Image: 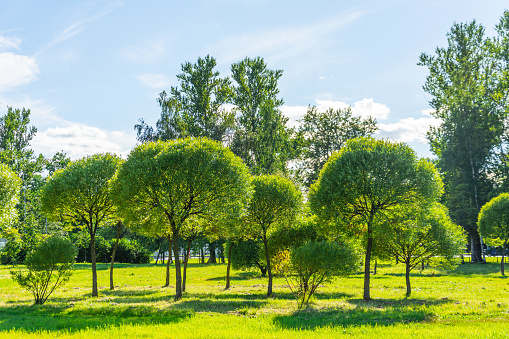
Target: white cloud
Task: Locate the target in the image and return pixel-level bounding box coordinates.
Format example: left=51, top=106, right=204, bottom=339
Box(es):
left=0, top=35, right=21, bottom=51
left=377, top=116, right=441, bottom=143
left=0, top=52, right=39, bottom=92
left=137, top=73, right=172, bottom=89
left=318, top=76, right=327, bottom=80
left=210, top=9, right=366, bottom=65
left=33, top=124, right=136, bottom=160
left=351, top=98, right=390, bottom=120
left=280, top=105, right=308, bottom=128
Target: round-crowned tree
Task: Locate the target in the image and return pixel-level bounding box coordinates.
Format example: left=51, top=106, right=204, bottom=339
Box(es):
left=0, top=163, right=21, bottom=230
left=309, top=137, right=442, bottom=300
left=111, top=137, right=251, bottom=301
left=40, top=153, right=122, bottom=297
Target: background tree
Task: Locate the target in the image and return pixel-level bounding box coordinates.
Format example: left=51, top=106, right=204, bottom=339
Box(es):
left=0, top=163, right=21, bottom=230
left=230, top=57, right=293, bottom=175
left=136, top=55, right=234, bottom=144
left=419, top=19, right=507, bottom=262
left=478, top=193, right=509, bottom=275
left=379, top=203, right=464, bottom=297
left=245, top=175, right=302, bottom=297
left=40, top=153, right=122, bottom=297
left=10, top=235, right=75, bottom=305
left=111, top=138, right=251, bottom=301
left=309, top=137, right=443, bottom=300
left=297, top=106, right=378, bottom=187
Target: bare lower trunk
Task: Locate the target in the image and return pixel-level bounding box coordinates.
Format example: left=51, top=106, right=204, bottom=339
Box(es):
left=373, top=259, right=377, bottom=275
left=363, top=234, right=372, bottom=300
left=405, top=261, right=411, bottom=297
left=262, top=229, right=272, bottom=297
left=470, top=231, right=483, bottom=263
left=165, top=236, right=171, bottom=287
left=502, top=240, right=507, bottom=276
left=90, top=232, right=98, bottom=297
left=173, top=233, right=183, bottom=301
left=225, top=242, right=233, bottom=290
left=208, top=241, right=217, bottom=263
left=109, top=222, right=122, bottom=290
left=183, top=241, right=192, bottom=292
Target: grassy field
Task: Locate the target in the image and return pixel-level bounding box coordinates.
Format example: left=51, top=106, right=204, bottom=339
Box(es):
left=0, top=257, right=508, bottom=338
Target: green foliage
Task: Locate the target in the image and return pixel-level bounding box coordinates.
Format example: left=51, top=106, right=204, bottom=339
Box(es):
left=111, top=137, right=251, bottom=300
left=0, top=163, right=21, bottom=230
left=10, top=235, right=75, bottom=305
left=228, top=239, right=267, bottom=276
left=136, top=55, right=233, bottom=143
left=296, top=106, right=378, bottom=187
left=274, top=240, right=360, bottom=309
left=478, top=193, right=509, bottom=245
left=230, top=57, right=293, bottom=175
left=309, top=137, right=443, bottom=300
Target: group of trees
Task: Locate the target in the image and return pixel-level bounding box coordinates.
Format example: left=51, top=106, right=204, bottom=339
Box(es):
left=5, top=11, right=509, bottom=306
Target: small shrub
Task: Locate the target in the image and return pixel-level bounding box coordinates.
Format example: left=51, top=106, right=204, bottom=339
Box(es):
left=113, top=238, right=151, bottom=264
left=10, top=236, right=76, bottom=305
left=274, top=240, right=359, bottom=309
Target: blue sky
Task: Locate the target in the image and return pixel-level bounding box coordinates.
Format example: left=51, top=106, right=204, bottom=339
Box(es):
left=0, top=0, right=507, bottom=159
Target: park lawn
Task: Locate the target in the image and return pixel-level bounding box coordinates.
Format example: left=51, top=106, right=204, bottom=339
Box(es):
left=0, top=258, right=508, bottom=338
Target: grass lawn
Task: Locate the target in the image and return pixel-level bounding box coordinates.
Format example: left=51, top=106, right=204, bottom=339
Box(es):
left=1, top=257, right=508, bottom=338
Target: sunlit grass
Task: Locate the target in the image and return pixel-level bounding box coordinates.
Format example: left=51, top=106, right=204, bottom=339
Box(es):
left=1, top=257, right=509, bottom=338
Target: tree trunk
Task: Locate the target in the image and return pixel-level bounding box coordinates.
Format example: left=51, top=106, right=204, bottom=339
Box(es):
left=225, top=242, right=234, bottom=290
left=262, top=229, right=272, bottom=297
left=363, top=233, right=372, bottom=301
left=471, top=231, right=483, bottom=263
left=405, top=261, right=411, bottom=297
left=183, top=240, right=192, bottom=292
left=90, top=231, right=98, bottom=297
left=373, top=259, right=377, bottom=275
left=109, top=221, right=122, bottom=290
left=173, top=233, right=183, bottom=301
left=502, top=240, right=507, bottom=276
left=165, top=235, right=171, bottom=287
left=208, top=241, right=217, bottom=263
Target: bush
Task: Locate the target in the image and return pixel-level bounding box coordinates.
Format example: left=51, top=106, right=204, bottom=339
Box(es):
left=274, top=240, right=359, bottom=309
left=113, top=238, right=151, bottom=264
left=228, top=239, right=267, bottom=276
left=10, top=236, right=76, bottom=305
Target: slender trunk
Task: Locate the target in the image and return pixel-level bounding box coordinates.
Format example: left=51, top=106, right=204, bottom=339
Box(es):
left=468, top=153, right=484, bottom=263
left=109, top=221, right=122, bottom=290
left=225, top=242, right=234, bottom=290
left=262, top=228, right=272, bottom=297
left=208, top=241, right=217, bottom=263
left=363, top=234, right=372, bottom=300
left=183, top=240, right=192, bottom=292
left=165, top=235, right=171, bottom=287
left=173, top=232, right=183, bottom=301
left=502, top=240, right=507, bottom=276
left=405, top=261, right=411, bottom=297
left=471, top=231, right=483, bottom=263
left=155, top=250, right=160, bottom=265
left=373, top=259, right=377, bottom=275
left=90, top=230, right=98, bottom=297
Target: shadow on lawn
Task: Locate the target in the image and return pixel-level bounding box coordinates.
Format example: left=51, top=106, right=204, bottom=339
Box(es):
left=0, top=303, right=192, bottom=334
left=273, top=297, right=452, bottom=330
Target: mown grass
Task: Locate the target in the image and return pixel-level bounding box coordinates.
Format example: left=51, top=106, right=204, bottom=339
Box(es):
left=1, top=257, right=509, bottom=338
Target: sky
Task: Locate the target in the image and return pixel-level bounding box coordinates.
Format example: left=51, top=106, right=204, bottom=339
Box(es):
left=0, top=0, right=508, bottom=160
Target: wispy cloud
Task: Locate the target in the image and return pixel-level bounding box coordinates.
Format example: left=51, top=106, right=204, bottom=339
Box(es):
left=137, top=73, right=172, bottom=89
left=0, top=35, right=21, bottom=51
left=210, top=9, right=367, bottom=65
left=36, top=3, right=122, bottom=56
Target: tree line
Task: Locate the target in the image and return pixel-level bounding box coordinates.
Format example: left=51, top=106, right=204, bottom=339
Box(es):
left=1, top=10, right=509, bottom=306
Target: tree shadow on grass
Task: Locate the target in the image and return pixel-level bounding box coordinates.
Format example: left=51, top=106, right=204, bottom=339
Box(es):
left=449, top=262, right=503, bottom=276
left=0, top=303, right=192, bottom=334
left=273, top=297, right=452, bottom=330
left=206, top=271, right=260, bottom=281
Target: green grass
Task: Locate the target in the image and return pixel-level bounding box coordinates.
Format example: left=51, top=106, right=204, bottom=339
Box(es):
left=1, top=258, right=509, bottom=338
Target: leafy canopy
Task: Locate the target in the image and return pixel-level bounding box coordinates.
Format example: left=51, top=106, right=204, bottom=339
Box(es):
left=0, top=163, right=21, bottom=230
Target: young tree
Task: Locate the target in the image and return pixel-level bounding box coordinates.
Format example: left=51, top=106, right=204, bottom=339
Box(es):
left=230, top=57, right=293, bottom=175
left=245, top=175, right=302, bottom=297
left=309, top=137, right=442, bottom=300
left=40, top=153, right=122, bottom=297
left=0, top=163, right=21, bottom=230
left=111, top=138, right=251, bottom=301
left=379, top=203, right=464, bottom=297
left=419, top=20, right=507, bottom=262
left=10, top=235, right=76, bottom=305
left=478, top=193, right=509, bottom=275
left=297, top=106, right=378, bottom=187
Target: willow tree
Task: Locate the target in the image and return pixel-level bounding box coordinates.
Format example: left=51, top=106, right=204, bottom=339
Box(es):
left=40, top=153, right=122, bottom=297
left=309, top=137, right=442, bottom=300
left=478, top=193, right=509, bottom=276
left=111, top=137, right=251, bottom=301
